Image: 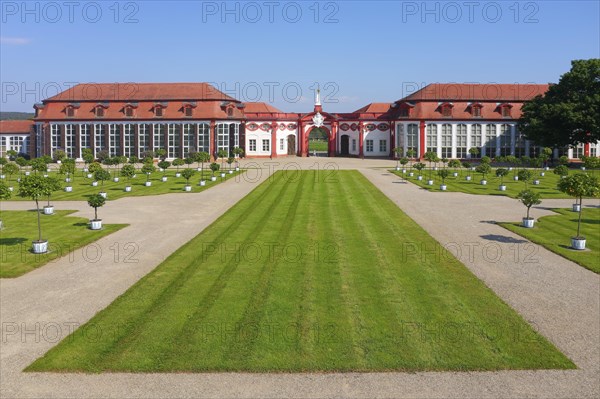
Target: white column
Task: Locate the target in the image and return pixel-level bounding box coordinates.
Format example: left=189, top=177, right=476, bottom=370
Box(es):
left=466, top=124, right=472, bottom=158
left=436, top=123, right=442, bottom=158
left=495, top=124, right=501, bottom=157
left=480, top=124, right=486, bottom=157
left=451, top=123, right=457, bottom=159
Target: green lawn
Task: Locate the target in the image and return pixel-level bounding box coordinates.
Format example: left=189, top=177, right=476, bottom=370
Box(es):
left=27, top=171, right=574, bottom=372
left=0, top=210, right=127, bottom=278
left=392, top=168, right=575, bottom=199
left=500, top=208, right=600, bottom=274
left=2, top=167, right=242, bottom=201
left=309, top=139, right=328, bottom=152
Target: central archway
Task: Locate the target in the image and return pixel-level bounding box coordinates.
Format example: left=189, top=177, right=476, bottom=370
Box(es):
left=308, top=127, right=328, bottom=157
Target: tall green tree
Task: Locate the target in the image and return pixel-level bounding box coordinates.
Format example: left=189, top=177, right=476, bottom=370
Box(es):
left=518, top=59, right=600, bottom=147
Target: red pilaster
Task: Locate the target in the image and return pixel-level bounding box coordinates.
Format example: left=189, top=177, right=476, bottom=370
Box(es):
left=330, top=121, right=338, bottom=157
left=271, top=121, right=278, bottom=158
left=358, top=122, right=364, bottom=158
left=298, top=121, right=304, bottom=156
left=389, top=121, right=395, bottom=158
left=419, top=120, right=426, bottom=159
left=584, top=142, right=591, bottom=157
left=210, top=120, right=217, bottom=160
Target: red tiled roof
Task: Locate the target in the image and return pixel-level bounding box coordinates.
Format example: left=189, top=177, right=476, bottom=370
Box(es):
left=402, top=101, right=527, bottom=120
left=400, top=83, right=549, bottom=102
left=244, top=102, right=285, bottom=113
left=352, top=103, right=392, bottom=114
left=35, top=101, right=245, bottom=121
left=44, top=83, right=238, bottom=102
left=0, top=120, right=33, bottom=135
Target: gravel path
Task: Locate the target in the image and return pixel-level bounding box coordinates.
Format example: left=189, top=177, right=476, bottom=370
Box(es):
left=0, top=159, right=598, bottom=398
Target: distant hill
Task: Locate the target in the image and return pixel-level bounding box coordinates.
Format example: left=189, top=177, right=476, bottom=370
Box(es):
left=0, top=112, right=34, bottom=120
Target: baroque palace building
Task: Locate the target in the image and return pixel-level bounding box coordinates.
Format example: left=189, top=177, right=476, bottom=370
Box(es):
left=1, top=82, right=598, bottom=160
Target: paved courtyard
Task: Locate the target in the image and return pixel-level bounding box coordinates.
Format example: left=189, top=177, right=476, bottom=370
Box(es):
left=1, top=157, right=598, bottom=398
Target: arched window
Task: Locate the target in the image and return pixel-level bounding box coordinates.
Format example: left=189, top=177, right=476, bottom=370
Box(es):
left=499, top=124, right=511, bottom=156
left=407, top=124, right=418, bottom=154
left=426, top=124, right=438, bottom=153
left=471, top=124, right=482, bottom=158
left=485, top=124, right=497, bottom=157
left=456, top=124, right=467, bottom=158
left=441, top=124, right=452, bottom=158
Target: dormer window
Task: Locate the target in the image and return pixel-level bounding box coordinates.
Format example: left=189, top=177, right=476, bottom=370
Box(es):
left=396, top=102, right=414, bottom=118
left=440, top=102, right=453, bottom=117
left=498, top=103, right=513, bottom=118
left=184, top=107, right=193, bottom=117
left=66, top=107, right=75, bottom=118
left=227, top=107, right=234, bottom=117
left=154, top=106, right=163, bottom=117
left=470, top=103, right=483, bottom=117
left=124, top=107, right=134, bottom=117
left=95, top=106, right=105, bottom=118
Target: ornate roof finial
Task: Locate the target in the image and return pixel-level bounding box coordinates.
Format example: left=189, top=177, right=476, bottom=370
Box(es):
left=315, top=86, right=321, bottom=106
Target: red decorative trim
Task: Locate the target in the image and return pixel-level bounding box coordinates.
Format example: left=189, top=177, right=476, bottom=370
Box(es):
left=377, top=123, right=388, bottom=131
left=247, top=123, right=259, bottom=131
left=279, top=123, right=286, bottom=131
left=260, top=123, right=271, bottom=131
left=366, top=123, right=376, bottom=131
left=287, top=123, right=297, bottom=130
left=350, top=123, right=358, bottom=131
left=340, top=123, right=350, bottom=131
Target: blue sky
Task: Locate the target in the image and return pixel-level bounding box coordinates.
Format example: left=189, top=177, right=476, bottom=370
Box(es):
left=1, top=0, right=598, bottom=112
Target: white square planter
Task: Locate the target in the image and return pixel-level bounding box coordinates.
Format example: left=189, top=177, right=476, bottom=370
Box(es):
left=235, top=167, right=240, bottom=172
left=540, top=172, right=545, bottom=176
left=513, top=176, right=519, bottom=181
left=211, top=176, right=217, bottom=181
left=499, top=185, right=506, bottom=191
left=200, top=180, right=206, bottom=186
left=113, top=177, right=119, bottom=183
left=175, top=173, right=181, bottom=178
left=417, top=176, right=423, bottom=181
left=440, top=185, right=447, bottom=191
left=408, top=172, right=414, bottom=177
left=145, top=181, right=152, bottom=187
left=533, top=180, right=540, bottom=185
left=452, top=172, right=458, bottom=177
left=220, top=173, right=226, bottom=178
left=229, top=170, right=233, bottom=174
left=99, top=192, right=107, bottom=199
left=25, top=171, right=30, bottom=176
left=64, top=186, right=73, bottom=192
left=480, top=180, right=487, bottom=185
left=43, top=206, right=54, bottom=215
left=465, top=176, right=472, bottom=181
left=427, top=180, right=434, bottom=185
left=92, top=181, right=98, bottom=187
left=184, top=185, right=192, bottom=192
left=124, top=186, right=132, bottom=192
left=572, top=203, right=581, bottom=212
left=87, top=173, right=93, bottom=178
left=65, top=178, right=71, bottom=183
left=161, top=176, right=168, bottom=182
